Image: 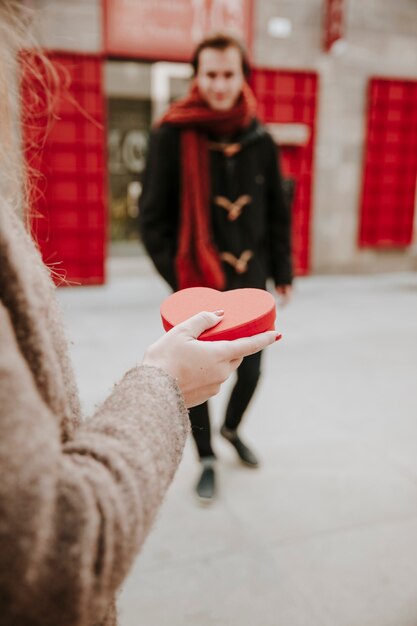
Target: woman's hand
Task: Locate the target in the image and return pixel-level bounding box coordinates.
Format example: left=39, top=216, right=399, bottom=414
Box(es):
left=142, top=311, right=279, bottom=407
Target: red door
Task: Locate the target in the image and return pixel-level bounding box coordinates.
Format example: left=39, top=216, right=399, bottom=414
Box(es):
left=251, top=69, right=318, bottom=275
left=359, top=77, right=417, bottom=248
left=22, top=52, right=107, bottom=285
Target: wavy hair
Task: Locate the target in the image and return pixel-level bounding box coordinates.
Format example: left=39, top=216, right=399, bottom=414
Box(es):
left=191, top=32, right=251, bottom=78
left=0, top=1, right=60, bottom=226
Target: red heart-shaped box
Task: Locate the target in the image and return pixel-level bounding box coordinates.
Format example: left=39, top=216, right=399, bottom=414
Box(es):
left=160, top=287, right=278, bottom=341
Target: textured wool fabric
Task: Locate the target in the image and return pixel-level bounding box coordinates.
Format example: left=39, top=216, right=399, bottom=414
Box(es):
left=158, top=82, right=257, bottom=290
left=140, top=120, right=293, bottom=292
left=0, top=200, right=189, bottom=625
left=159, top=81, right=257, bottom=136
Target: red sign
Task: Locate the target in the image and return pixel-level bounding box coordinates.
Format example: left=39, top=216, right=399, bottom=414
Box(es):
left=323, top=0, right=345, bottom=53
left=104, top=0, right=253, bottom=61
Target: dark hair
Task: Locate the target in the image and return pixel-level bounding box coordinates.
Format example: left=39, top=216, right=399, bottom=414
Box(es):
left=191, top=32, right=251, bottom=78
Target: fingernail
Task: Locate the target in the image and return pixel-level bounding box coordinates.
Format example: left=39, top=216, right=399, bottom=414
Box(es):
left=213, top=309, right=224, bottom=316
left=274, top=334, right=282, bottom=342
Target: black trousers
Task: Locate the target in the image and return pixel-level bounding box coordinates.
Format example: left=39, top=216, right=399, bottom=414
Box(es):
left=189, top=351, right=262, bottom=459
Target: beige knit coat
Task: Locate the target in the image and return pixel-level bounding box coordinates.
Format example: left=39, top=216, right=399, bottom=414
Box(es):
left=0, top=201, right=189, bottom=625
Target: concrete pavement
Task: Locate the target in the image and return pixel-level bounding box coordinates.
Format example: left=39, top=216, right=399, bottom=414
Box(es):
left=58, top=257, right=417, bottom=626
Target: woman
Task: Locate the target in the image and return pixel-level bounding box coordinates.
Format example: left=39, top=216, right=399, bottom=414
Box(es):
left=0, top=3, right=278, bottom=625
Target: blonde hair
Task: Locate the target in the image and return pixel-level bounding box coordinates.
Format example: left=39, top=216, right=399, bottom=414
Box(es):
left=0, top=2, right=29, bottom=210
left=0, top=1, right=59, bottom=225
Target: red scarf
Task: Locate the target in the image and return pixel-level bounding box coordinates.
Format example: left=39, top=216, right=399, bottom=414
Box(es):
left=159, top=82, right=257, bottom=290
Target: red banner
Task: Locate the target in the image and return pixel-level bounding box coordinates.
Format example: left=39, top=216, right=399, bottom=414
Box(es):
left=323, top=0, right=345, bottom=53
left=104, top=0, right=253, bottom=61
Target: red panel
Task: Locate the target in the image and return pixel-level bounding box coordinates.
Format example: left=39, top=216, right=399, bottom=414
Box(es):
left=251, top=69, right=318, bottom=275
left=104, top=0, right=253, bottom=62
left=359, top=77, right=417, bottom=248
left=323, top=0, right=346, bottom=53
left=22, top=52, right=107, bottom=285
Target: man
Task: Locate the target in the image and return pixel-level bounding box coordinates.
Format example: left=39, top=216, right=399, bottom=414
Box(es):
left=140, top=33, right=293, bottom=502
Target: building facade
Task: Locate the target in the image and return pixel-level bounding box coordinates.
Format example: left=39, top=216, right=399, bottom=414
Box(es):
left=26, top=0, right=417, bottom=284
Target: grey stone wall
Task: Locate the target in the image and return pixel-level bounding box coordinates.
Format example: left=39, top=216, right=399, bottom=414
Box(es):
left=27, top=0, right=417, bottom=273
left=253, top=0, right=417, bottom=273
left=31, top=0, right=102, bottom=53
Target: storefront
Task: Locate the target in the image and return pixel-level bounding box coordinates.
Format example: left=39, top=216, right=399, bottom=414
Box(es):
left=25, top=0, right=417, bottom=284
left=25, top=0, right=318, bottom=284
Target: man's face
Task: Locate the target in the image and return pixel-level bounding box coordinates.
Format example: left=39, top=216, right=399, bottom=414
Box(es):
left=196, top=46, right=245, bottom=112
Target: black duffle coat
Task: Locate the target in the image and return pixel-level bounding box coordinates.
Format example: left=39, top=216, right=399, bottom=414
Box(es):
left=139, top=119, right=293, bottom=292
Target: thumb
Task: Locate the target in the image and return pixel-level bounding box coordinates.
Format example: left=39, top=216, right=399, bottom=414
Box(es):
left=175, top=310, right=224, bottom=339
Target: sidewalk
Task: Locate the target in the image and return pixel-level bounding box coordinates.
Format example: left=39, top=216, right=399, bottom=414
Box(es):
left=58, top=258, right=417, bottom=626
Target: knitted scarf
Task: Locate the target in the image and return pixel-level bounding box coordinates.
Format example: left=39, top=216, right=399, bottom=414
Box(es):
left=159, top=81, right=257, bottom=290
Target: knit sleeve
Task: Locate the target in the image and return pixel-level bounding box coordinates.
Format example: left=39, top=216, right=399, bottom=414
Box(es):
left=0, top=302, right=189, bottom=626
left=139, top=125, right=181, bottom=290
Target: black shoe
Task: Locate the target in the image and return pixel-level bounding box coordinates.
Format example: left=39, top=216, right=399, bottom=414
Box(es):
left=195, top=463, right=216, bottom=503
left=220, top=426, right=259, bottom=468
